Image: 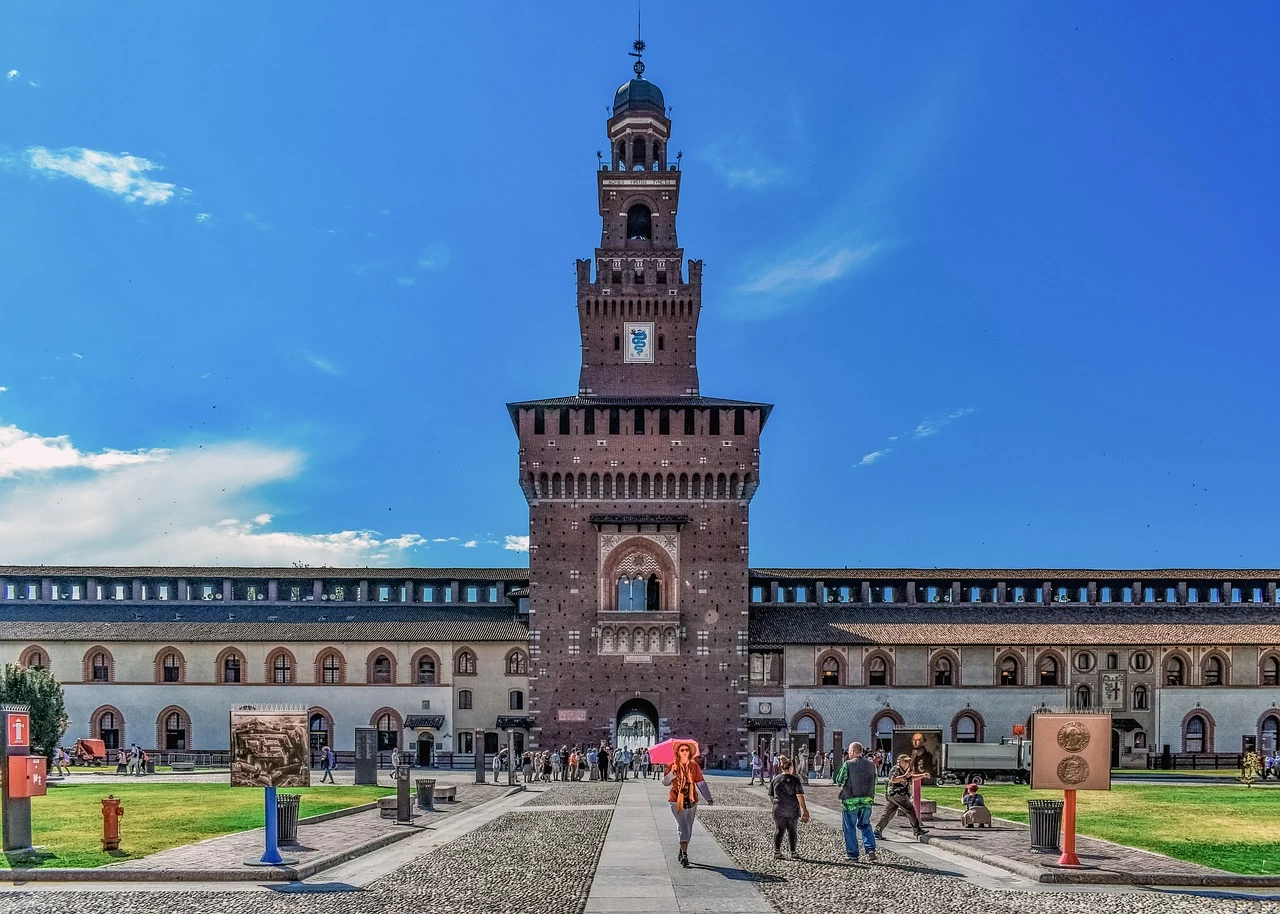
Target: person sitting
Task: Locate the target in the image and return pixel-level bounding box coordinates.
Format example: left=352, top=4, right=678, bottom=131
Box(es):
left=961, top=782, right=991, bottom=828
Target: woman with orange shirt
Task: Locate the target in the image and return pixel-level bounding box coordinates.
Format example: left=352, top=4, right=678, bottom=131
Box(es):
left=662, top=741, right=715, bottom=867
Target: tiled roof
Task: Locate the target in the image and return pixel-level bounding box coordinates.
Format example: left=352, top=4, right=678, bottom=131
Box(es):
left=0, top=565, right=531, bottom=580
left=748, top=606, right=1280, bottom=647
left=751, top=568, right=1279, bottom=581
left=0, top=604, right=527, bottom=643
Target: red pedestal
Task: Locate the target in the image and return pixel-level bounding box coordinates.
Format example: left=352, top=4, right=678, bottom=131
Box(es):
left=1058, top=789, right=1082, bottom=867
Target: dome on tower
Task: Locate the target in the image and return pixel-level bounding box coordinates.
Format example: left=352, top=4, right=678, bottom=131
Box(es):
left=613, top=77, right=665, bottom=116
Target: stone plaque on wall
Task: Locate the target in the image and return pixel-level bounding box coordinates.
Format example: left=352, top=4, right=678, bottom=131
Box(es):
left=1031, top=712, right=1112, bottom=791
left=1100, top=673, right=1125, bottom=709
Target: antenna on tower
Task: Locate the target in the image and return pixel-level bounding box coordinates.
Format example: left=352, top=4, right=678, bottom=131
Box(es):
left=629, top=1, right=646, bottom=78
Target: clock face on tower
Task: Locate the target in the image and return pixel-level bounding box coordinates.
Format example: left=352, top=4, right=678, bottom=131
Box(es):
left=624, top=322, right=655, bottom=363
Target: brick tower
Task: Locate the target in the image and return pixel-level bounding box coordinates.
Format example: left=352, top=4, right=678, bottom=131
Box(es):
left=508, top=42, right=771, bottom=765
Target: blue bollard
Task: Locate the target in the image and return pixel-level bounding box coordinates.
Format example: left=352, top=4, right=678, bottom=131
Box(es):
left=260, top=785, right=283, bottom=865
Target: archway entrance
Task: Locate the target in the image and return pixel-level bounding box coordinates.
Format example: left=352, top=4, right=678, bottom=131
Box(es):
left=1111, top=729, right=1120, bottom=769
left=616, top=698, right=658, bottom=751
left=417, top=732, right=435, bottom=767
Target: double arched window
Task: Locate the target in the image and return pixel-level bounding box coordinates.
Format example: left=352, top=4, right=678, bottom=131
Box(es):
left=617, top=574, right=660, bottom=611
left=456, top=650, right=477, bottom=676
left=506, top=651, right=528, bottom=675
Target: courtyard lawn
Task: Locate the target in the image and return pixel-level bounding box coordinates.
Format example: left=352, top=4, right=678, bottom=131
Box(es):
left=0, top=783, right=392, bottom=869
left=926, top=783, right=1280, bottom=875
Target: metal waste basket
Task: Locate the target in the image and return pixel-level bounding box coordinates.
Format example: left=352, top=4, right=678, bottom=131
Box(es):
left=416, top=778, right=437, bottom=810
left=277, top=792, right=301, bottom=845
left=1027, top=799, right=1063, bottom=852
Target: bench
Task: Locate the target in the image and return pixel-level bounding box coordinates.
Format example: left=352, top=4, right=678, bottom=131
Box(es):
left=378, top=796, right=399, bottom=818
left=170, top=761, right=196, bottom=772
left=434, top=785, right=457, bottom=802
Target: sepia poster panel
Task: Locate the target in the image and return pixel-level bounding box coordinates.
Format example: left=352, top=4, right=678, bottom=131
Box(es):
left=230, top=707, right=310, bottom=788
left=1030, top=712, right=1112, bottom=791
left=891, top=727, right=942, bottom=787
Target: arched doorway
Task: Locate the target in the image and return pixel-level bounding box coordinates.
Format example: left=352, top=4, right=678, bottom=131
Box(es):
left=1111, top=728, right=1120, bottom=768
left=616, top=698, right=658, bottom=750
left=417, top=732, right=435, bottom=767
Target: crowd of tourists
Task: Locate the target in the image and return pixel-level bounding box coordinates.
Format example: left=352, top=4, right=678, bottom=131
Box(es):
left=493, top=743, right=665, bottom=782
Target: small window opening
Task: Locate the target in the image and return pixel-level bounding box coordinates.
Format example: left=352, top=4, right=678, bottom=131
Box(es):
left=709, top=410, right=720, bottom=435
left=614, top=335, right=621, bottom=351
left=657, top=334, right=664, bottom=351
left=626, top=204, right=652, bottom=240
left=659, top=408, right=670, bottom=435
left=734, top=408, right=745, bottom=436
left=533, top=408, right=545, bottom=435
left=634, top=409, right=645, bottom=435
left=609, top=408, right=620, bottom=435
left=584, top=409, right=595, bottom=435
left=559, top=409, right=571, bottom=435
left=684, top=408, right=695, bottom=435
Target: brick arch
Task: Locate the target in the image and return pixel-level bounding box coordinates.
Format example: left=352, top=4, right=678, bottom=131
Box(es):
left=82, top=645, right=115, bottom=683
left=870, top=709, right=904, bottom=748
left=215, top=646, right=247, bottom=683
left=153, top=645, right=186, bottom=684
left=370, top=706, right=403, bottom=731
left=454, top=647, right=478, bottom=676
left=929, top=648, right=961, bottom=686
left=995, top=649, right=1024, bottom=686
left=504, top=648, right=529, bottom=676
left=1162, top=648, right=1192, bottom=686
left=790, top=709, right=824, bottom=748
left=365, top=647, right=398, bottom=684
left=18, top=644, right=50, bottom=672
left=1259, top=650, right=1280, bottom=686
left=863, top=649, right=894, bottom=686
left=600, top=535, right=679, bottom=611
left=951, top=709, right=986, bottom=742
left=411, top=647, right=442, bottom=685
left=1034, top=648, right=1067, bottom=687
left=1200, top=649, right=1230, bottom=686
left=91, top=704, right=125, bottom=747
left=815, top=649, right=846, bottom=686
left=1257, top=709, right=1280, bottom=742
left=1181, top=708, right=1215, bottom=753
left=315, top=647, right=346, bottom=684
left=308, top=706, right=335, bottom=747
left=155, top=705, right=192, bottom=752
left=265, top=646, right=297, bottom=684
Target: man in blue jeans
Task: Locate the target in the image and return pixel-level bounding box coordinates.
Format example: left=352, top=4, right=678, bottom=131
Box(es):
left=833, top=742, right=878, bottom=863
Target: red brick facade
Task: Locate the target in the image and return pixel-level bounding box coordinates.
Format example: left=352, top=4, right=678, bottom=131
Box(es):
left=511, top=70, right=769, bottom=763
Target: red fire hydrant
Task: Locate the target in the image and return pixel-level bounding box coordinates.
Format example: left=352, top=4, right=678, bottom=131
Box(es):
left=102, top=794, right=124, bottom=851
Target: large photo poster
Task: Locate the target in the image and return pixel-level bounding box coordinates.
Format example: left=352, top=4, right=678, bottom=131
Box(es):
left=230, top=708, right=310, bottom=788
left=891, top=728, right=942, bottom=787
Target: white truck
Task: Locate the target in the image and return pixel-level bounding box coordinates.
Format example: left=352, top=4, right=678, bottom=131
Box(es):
left=940, top=740, right=1032, bottom=785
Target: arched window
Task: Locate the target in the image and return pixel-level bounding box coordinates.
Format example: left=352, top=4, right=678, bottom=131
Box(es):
left=158, top=707, right=189, bottom=751
left=271, top=650, right=292, bottom=684
left=954, top=713, right=979, bottom=743
left=1264, top=655, right=1280, bottom=686
left=375, top=711, right=400, bottom=749
left=417, top=656, right=437, bottom=685
left=91, top=651, right=110, bottom=682
left=1038, top=655, right=1060, bottom=686
left=371, top=653, right=392, bottom=684
left=309, top=712, right=331, bottom=750
left=1261, top=714, right=1280, bottom=753
left=94, top=707, right=123, bottom=749
left=1132, top=684, right=1149, bottom=710
left=1203, top=655, right=1225, bottom=686
left=1165, top=655, right=1185, bottom=686
left=458, top=689, right=473, bottom=710
left=506, top=651, right=528, bottom=675
left=932, top=655, right=953, bottom=686
left=162, top=651, right=182, bottom=683
left=821, top=656, right=841, bottom=686
left=19, top=646, right=47, bottom=670
left=872, top=713, right=898, bottom=753
left=1184, top=714, right=1207, bottom=752
left=999, top=655, right=1020, bottom=686
left=1075, top=685, right=1092, bottom=708
left=627, top=204, right=652, bottom=240
left=321, top=651, right=343, bottom=684
left=221, top=650, right=243, bottom=684
left=456, top=650, right=477, bottom=676
left=867, top=655, right=889, bottom=687
left=509, top=690, right=524, bottom=710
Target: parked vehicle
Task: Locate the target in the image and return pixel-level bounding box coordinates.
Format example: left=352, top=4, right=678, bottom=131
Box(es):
left=70, top=738, right=107, bottom=766
left=940, top=739, right=1032, bottom=784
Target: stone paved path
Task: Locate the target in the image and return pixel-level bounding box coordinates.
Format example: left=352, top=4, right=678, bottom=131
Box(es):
left=585, top=778, right=773, bottom=914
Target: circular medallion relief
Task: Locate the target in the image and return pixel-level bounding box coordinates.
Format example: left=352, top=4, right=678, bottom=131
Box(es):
left=1057, top=755, right=1089, bottom=785
left=1056, top=720, right=1092, bottom=753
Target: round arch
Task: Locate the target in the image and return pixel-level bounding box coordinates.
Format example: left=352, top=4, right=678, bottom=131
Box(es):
left=265, top=646, right=297, bottom=684
left=863, top=649, right=894, bottom=687
left=995, top=649, right=1024, bottom=686
left=1034, top=649, right=1067, bottom=687
left=19, top=644, right=50, bottom=672
left=929, top=648, right=961, bottom=687
left=315, top=647, right=346, bottom=684
left=1162, top=649, right=1193, bottom=686
left=616, top=697, right=659, bottom=750
left=1258, top=710, right=1280, bottom=753
left=790, top=709, right=824, bottom=750
left=91, top=704, right=125, bottom=750
left=82, top=645, right=115, bottom=683
left=215, top=646, right=247, bottom=683
left=951, top=709, right=986, bottom=742
left=155, top=705, right=192, bottom=752
left=411, top=647, right=442, bottom=685
left=308, top=706, right=334, bottom=752
left=600, top=535, right=679, bottom=611
left=870, top=709, right=904, bottom=753
left=1181, top=707, right=1215, bottom=753
left=365, top=647, right=398, bottom=684
left=815, top=649, right=845, bottom=686
left=153, top=645, right=186, bottom=684
left=1259, top=650, right=1280, bottom=686
left=1200, top=649, right=1231, bottom=686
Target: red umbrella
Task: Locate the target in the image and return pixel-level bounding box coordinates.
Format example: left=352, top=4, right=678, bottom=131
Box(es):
left=648, top=738, right=700, bottom=766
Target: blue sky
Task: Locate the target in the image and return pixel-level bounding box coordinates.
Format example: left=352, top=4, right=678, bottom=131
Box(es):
left=1, top=3, right=1277, bottom=569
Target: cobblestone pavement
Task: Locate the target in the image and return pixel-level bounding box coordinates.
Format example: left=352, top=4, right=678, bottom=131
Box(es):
left=700, top=809, right=1280, bottom=914
left=526, top=782, right=622, bottom=807
left=703, top=779, right=773, bottom=809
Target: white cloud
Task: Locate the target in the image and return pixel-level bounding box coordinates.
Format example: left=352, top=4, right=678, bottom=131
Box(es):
left=855, top=449, right=892, bottom=468
left=25, top=147, right=181, bottom=205
left=462, top=540, right=478, bottom=548
left=72, top=352, right=84, bottom=359
left=913, top=408, right=976, bottom=439
left=417, top=242, right=451, bottom=272
left=195, top=212, right=214, bottom=225
left=0, top=424, right=168, bottom=478
left=0, top=423, right=432, bottom=565
left=702, top=136, right=790, bottom=190
left=6, top=69, right=18, bottom=81
left=503, top=535, right=530, bottom=553
left=431, top=536, right=461, bottom=544
left=305, top=352, right=339, bottom=376
left=394, top=275, right=417, bottom=288
left=737, top=243, right=880, bottom=296
left=0, top=387, right=7, bottom=394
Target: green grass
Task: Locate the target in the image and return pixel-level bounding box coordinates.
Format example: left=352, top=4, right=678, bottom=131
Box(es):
left=926, top=783, right=1280, bottom=875
left=1, top=783, right=392, bottom=869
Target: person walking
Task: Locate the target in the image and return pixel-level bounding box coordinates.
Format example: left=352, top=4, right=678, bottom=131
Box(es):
left=749, top=751, right=763, bottom=786
left=833, top=742, right=878, bottom=863
left=116, top=747, right=128, bottom=776
left=768, top=756, right=810, bottom=859
left=875, top=754, right=929, bottom=839
left=663, top=740, right=714, bottom=867
left=320, top=745, right=336, bottom=783
left=128, top=743, right=140, bottom=776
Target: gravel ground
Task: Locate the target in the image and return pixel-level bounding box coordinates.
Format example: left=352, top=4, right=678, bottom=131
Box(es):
left=704, top=781, right=773, bottom=808
left=0, top=809, right=612, bottom=914
left=699, top=809, right=1280, bottom=914
left=525, top=782, right=622, bottom=806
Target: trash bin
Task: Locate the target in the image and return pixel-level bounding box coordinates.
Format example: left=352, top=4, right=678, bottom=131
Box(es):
left=1027, top=799, right=1063, bottom=852
left=277, top=793, right=301, bottom=846
left=416, top=778, right=437, bottom=810
left=146, top=759, right=156, bottom=775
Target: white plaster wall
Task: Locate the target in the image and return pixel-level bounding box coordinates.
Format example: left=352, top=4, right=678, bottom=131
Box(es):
left=1155, top=688, right=1280, bottom=753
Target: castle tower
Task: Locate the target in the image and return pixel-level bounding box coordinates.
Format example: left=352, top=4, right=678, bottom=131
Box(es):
left=508, top=42, right=771, bottom=763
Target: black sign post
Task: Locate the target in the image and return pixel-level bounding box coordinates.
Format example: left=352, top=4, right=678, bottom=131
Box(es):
left=473, top=729, right=486, bottom=784
left=354, top=727, right=378, bottom=786
left=2, top=705, right=35, bottom=853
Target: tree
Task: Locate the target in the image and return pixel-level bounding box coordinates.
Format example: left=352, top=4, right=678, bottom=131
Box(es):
left=0, top=664, right=69, bottom=761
